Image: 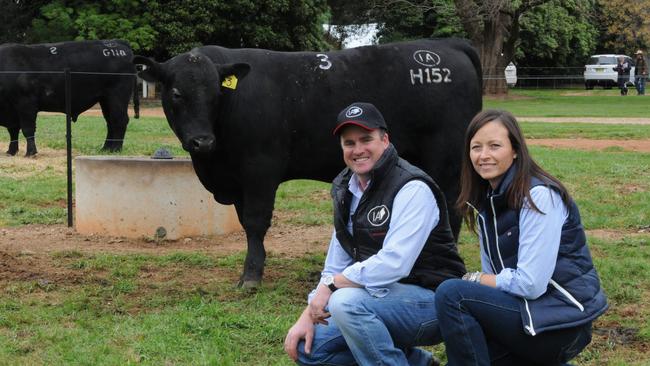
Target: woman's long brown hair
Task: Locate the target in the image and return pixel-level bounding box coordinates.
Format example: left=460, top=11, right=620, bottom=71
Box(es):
left=456, top=109, right=571, bottom=233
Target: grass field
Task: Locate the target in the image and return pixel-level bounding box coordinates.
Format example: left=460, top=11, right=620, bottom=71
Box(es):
left=0, top=89, right=648, bottom=365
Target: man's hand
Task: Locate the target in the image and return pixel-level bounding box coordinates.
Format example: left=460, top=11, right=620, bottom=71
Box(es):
left=284, top=308, right=315, bottom=361
left=308, top=284, right=332, bottom=325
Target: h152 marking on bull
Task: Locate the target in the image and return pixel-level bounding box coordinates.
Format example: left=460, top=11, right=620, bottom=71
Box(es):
left=410, top=68, right=452, bottom=85
left=368, top=205, right=390, bottom=226
left=316, top=54, right=332, bottom=70
left=410, top=50, right=452, bottom=85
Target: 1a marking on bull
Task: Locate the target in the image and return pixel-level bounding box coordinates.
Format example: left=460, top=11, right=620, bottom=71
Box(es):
left=413, top=50, right=441, bottom=67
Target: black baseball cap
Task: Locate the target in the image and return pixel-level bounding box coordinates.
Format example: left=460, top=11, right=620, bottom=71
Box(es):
left=333, top=102, right=388, bottom=135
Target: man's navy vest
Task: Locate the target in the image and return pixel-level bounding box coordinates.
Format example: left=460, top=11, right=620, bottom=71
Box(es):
left=478, top=166, right=608, bottom=335
left=331, top=144, right=466, bottom=290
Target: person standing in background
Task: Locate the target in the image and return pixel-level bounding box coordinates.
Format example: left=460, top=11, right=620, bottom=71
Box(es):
left=634, top=50, right=647, bottom=95
left=613, top=56, right=631, bottom=96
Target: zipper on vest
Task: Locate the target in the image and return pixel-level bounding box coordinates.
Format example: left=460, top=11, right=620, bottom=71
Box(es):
left=466, top=202, right=497, bottom=274
left=549, top=279, right=585, bottom=311
left=489, top=196, right=506, bottom=271
left=353, top=247, right=359, bottom=261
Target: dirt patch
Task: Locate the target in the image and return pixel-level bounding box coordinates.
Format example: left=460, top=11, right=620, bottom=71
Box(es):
left=528, top=138, right=650, bottom=152
left=0, top=147, right=68, bottom=178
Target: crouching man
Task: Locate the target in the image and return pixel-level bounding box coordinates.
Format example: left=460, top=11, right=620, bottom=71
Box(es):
left=284, top=102, right=466, bottom=365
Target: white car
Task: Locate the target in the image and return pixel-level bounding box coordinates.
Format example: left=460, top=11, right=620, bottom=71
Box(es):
left=584, top=54, right=635, bottom=89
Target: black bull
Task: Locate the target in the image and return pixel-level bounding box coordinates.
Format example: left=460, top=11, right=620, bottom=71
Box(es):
left=134, top=38, right=482, bottom=287
left=0, top=40, right=139, bottom=156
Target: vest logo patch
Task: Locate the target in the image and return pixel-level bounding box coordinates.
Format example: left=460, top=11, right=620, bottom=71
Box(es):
left=367, top=205, right=390, bottom=226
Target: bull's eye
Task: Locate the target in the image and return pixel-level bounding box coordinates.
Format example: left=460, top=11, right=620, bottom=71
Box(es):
left=171, top=88, right=182, bottom=99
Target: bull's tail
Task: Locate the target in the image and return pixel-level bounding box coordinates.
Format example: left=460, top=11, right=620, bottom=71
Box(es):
left=133, top=76, right=140, bottom=119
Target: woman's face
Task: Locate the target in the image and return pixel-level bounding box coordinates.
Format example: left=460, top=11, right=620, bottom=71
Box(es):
left=469, top=120, right=517, bottom=189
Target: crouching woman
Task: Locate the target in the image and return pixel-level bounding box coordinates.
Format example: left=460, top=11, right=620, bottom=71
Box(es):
left=435, top=109, right=608, bottom=365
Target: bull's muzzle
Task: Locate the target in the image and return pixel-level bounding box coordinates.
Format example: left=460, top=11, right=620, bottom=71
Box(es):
left=187, top=135, right=216, bottom=153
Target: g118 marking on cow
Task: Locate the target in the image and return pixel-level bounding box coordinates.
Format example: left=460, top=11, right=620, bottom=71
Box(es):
left=102, top=48, right=128, bottom=57
left=133, top=38, right=482, bottom=288
left=0, top=39, right=139, bottom=156
left=410, top=67, right=452, bottom=85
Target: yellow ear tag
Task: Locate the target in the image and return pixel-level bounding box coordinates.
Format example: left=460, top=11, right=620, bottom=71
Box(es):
left=221, top=75, right=238, bottom=89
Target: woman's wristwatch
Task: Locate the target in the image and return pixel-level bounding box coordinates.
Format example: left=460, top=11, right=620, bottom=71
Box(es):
left=323, top=274, right=338, bottom=292
left=462, top=271, right=483, bottom=283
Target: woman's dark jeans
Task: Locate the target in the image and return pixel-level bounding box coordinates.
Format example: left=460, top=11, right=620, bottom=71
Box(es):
left=435, top=279, right=592, bottom=366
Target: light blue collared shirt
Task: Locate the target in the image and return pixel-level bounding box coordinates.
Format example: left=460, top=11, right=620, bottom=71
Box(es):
left=481, top=186, right=569, bottom=299
left=309, top=174, right=440, bottom=301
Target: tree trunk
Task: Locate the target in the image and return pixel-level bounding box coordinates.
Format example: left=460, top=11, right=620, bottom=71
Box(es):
left=479, top=16, right=508, bottom=95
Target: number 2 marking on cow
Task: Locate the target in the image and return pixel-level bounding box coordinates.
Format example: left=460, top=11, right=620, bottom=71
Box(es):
left=316, top=54, right=332, bottom=70
left=50, top=47, right=57, bottom=55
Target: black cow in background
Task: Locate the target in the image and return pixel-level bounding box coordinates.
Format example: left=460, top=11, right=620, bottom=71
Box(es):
left=134, top=38, right=482, bottom=287
left=0, top=40, right=139, bottom=156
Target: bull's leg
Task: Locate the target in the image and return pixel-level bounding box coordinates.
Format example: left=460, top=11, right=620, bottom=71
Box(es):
left=235, top=187, right=277, bottom=288
left=6, top=127, right=19, bottom=156
left=18, top=111, right=38, bottom=157
left=99, top=98, right=129, bottom=152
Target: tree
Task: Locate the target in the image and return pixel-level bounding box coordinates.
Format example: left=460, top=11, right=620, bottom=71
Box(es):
left=27, top=0, right=157, bottom=52
left=0, top=0, right=49, bottom=43
left=146, top=0, right=331, bottom=58
left=516, top=0, right=598, bottom=80
left=595, top=0, right=650, bottom=54
left=20, top=0, right=330, bottom=58
left=453, top=0, right=554, bottom=94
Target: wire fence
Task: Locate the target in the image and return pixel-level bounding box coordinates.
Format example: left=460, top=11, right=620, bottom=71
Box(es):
left=484, top=66, right=618, bottom=89
left=0, top=69, right=140, bottom=227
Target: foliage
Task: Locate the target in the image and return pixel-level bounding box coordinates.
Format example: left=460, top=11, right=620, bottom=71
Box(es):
left=595, top=0, right=650, bottom=54
left=28, top=0, right=157, bottom=52
left=0, top=0, right=48, bottom=43
left=517, top=0, right=599, bottom=68
left=374, top=0, right=465, bottom=43
left=147, top=0, right=331, bottom=58
left=17, top=0, right=330, bottom=58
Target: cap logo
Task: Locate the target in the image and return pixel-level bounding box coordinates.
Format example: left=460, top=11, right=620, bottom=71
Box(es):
left=345, top=106, right=363, bottom=118
left=367, top=205, right=390, bottom=226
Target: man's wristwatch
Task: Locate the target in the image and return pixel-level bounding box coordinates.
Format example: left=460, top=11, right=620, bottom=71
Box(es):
left=323, top=274, right=338, bottom=292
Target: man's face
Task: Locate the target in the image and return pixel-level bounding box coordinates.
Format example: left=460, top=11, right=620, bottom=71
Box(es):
left=339, top=126, right=389, bottom=183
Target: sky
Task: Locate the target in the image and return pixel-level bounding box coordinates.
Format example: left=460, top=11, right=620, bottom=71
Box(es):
left=325, top=23, right=379, bottom=49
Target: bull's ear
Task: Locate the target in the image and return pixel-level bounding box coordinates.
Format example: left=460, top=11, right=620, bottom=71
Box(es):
left=133, top=55, right=164, bottom=83
left=217, top=63, right=251, bottom=81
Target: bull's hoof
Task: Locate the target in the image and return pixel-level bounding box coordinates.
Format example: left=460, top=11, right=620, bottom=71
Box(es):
left=238, top=279, right=262, bottom=289
left=25, top=151, right=38, bottom=157
left=6, top=150, right=17, bottom=156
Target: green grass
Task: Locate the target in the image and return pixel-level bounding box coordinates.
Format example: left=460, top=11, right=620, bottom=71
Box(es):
left=34, top=114, right=186, bottom=157
left=521, top=122, right=650, bottom=139
left=0, top=99, right=648, bottom=364
left=484, top=88, right=650, bottom=117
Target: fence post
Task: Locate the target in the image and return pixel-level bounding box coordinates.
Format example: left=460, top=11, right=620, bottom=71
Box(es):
left=65, top=68, right=73, bottom=228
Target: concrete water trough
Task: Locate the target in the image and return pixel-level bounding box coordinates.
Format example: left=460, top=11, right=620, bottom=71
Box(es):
left=75, top=156, right=241, bottom=240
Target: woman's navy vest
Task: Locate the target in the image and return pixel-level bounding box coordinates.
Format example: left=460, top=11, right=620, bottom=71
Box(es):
left=477, top=166, right=608, bottom=335
left=331, top=144, right=466, bottom=290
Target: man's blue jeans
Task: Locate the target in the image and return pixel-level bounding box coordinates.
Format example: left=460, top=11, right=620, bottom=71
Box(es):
left=435, top=279, right=593, bottom=366
left=636, top=76, right=646, bottom=95
left=296, top=282, right=440, bottom=366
